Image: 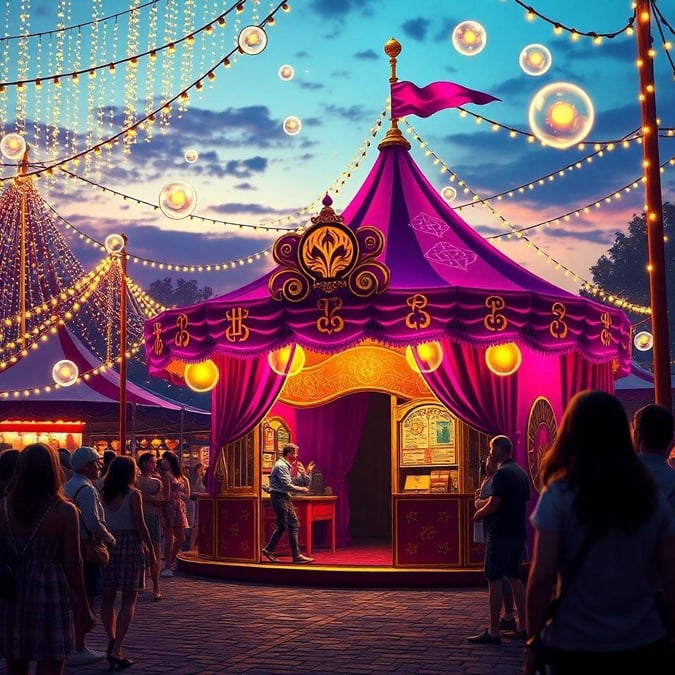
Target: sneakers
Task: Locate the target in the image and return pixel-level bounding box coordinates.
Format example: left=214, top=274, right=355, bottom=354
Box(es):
left=261, top=548, right=279, bottom=563
left=499, top=616, right=517, bottom=630
left=292, top=554, right=314, bottom=564
left=69, top=647, right=107, bottom=665
left=503, top=629, right=527, bottom=640
left=467, top=629, right=502, bottom=645
left=160, top=568, right=174, bottom=577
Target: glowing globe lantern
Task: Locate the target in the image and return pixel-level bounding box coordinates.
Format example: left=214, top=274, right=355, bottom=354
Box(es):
left=238, top=26, right=268, bottom=55
left=452, top=21, right=487, bottom=56
left=104, top=233, right=126, bottom=254
left=405, top=342, right=444, bottom=374
left=268, top=344, right=305, bottom=377
left=485, top=343, right=522, bottom=376
left=52, top=359, right=79, bottom=387
left=282, top=116, right=302, bottom=136
left=519, top=44, right=552, bottom=77
left=184, top=149, right=199, bottom=164
left=158, top=181, right=197, bottom=219
left=278, top=64, right=295, bottom=80
left=184, top=360, right=220, bottom=393
left=633, top=331, right=653, bottom=352
left=0, top=133, right=26, bottom=161
left=441, top=186, right=457, bottom=203
left=528, top=82, right=595, bottom=149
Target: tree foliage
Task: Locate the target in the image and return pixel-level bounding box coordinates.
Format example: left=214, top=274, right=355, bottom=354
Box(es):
left=147, top=277, right=213, bottom=308
left=585, top=202, right=675, bottom=360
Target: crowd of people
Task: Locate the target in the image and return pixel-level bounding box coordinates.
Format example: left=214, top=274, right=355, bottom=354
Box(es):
left=0, top=445, right=202, bottom=674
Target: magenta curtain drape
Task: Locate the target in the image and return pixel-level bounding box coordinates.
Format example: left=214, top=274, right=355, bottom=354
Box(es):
left=206, top=352, right=288, bottom=494
left=295, top=393, right=370, bottom=547
left=420, top=339, right=520, bottom=444
left=560, top=352, right=616, bottom=410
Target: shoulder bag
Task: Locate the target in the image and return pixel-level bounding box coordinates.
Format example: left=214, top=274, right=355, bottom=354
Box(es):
left=73, top=485, right=111, bottom=566
left=0, top=498, right=54, bottom=598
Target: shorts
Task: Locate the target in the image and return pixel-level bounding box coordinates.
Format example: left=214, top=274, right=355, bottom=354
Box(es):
left=484, top=536, right=525, bottom=581
left=83, top=559, right=103, bottom=598
left=144, top=512, right=162, bottom=546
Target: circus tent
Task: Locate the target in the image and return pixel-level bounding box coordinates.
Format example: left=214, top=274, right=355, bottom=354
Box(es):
left=145, top=120, right=632, bottom=552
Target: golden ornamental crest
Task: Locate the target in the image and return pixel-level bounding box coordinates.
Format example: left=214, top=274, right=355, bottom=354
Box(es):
left=269, top=195, right=390, bottom=303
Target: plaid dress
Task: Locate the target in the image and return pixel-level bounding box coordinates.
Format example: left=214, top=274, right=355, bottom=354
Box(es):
left=103, top=492, right=145, bottom=591
left=0, top=533, right=74, bottom=660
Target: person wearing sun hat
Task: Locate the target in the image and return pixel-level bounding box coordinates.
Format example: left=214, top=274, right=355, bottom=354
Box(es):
left=64, top=447, right=116, bottom=666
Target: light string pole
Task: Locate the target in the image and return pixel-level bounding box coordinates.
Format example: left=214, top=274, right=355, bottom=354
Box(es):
left=636, top=0, right=671, bottom=409
left=119, top=234, right=129, bottom=454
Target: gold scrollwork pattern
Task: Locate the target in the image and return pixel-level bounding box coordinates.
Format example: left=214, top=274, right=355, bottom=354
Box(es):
left=174, top=314, right=190, bottom=348
left=225, top=307, right=250, bottom=343
left=316, top=297, right=344, bottom=335
left=483, top=296, right=508, bottom=332
left=152, top=322, right=164, bottom=355
left=549, top=302, right=569, bottom=339
left=600, top=312, right=612, bottom=347
left=405, top=294, right=431, bottom=330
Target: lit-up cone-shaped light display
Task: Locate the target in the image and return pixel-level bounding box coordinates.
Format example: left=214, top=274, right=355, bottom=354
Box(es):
left=278, top=64, right=295, bottom=80
left=528, top=82, right=594, bottom=149
left=158, top=181, right=197, bottom=219
left=52, top=359, right=79, bottom=387
left=633, top=331, right=653, bottom=352
left=282, top=116, right=302, bottom=136
left=184, top=360, right=220, bottom=393
left=104, top=233, right=126, bottom=254
left=238, top=26, right=268, bottom=55
left=405, top=342, right=444, bottom=374
left=485, top=343, right=522, bottom=376
left=0, top=133, right=27, bottom=160
left=268, top=344, right=306, bottom=377
left=451, top=21, right=487, bottom=56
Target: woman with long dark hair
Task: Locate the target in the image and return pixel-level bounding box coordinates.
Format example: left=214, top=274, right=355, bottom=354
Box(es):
left=524, top=390, right=675, bottom=674
left=159, top=450, right=189, bottom=576
left=100, top=456, right=155, bottom=671
left=0, top=443, right=94, bottom=675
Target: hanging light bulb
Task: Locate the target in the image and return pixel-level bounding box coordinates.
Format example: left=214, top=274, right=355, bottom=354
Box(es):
left=282, top=116, right=302, bottom=136
left=104, top=233, right=126, bottom=254
left=278, top=64, right=295, bottom=80
left=405, top=342, right=444, bottom=374
left=633, top=330, right=653, bottom=351
left=238, top=26, right=268, bottom=55
left=268, top=345, right=305, bottom=376
left=485, top=343, right=522, bottom=376
left=159, top=181, right=197, bottom=219
left=52, top=359, right=79, bottom=387
left=184, top=360, right=220, bottom=392
left=0, top=133, right=26, bottom=160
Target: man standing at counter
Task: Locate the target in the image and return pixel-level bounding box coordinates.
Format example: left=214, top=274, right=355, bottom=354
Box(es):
left=469, top=435, right=530, bottom=644
left=262, top=443, right=316, bottom=564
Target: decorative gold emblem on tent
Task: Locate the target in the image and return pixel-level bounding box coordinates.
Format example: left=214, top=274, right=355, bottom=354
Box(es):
left=269, top=195, right=389, bottom=303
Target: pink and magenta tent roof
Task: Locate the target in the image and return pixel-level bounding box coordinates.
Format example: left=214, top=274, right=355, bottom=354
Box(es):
left=145, top=134, right=632, bottom=379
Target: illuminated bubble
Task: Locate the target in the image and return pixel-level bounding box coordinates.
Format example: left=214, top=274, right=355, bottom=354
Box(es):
left=52, top=359, right=79, bottom=387
left=405, top=342, right=443, bottom=374
left=441, top=186, right=457, bottom=203
left=519, top=44, right=552, bottom=76
left=528, top=82, right=594, bottom=149
left=238, top=25, right=268, bottom=55
left=184, top=149, right=199, bottom=164
left=452, top=21, right=487, bottom=56
left=104, top=233, right=126, bottom=254
left=633, top=330, right=653, bottom=351
left=278, top=64, right=295, bottom=80
left=0, top=133, right=27, bottom=161
left=184, top=360, right=220, bottom=393
left=485, top=343, right=522, bottom=376
left=268, top=345, right=305, bottom=376
left=159, top=181, right=197, bottom=219
left=282, top=116, right=302, bottom=136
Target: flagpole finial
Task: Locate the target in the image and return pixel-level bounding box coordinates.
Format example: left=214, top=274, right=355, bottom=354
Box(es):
left=380, top=38, right=411, bottom=150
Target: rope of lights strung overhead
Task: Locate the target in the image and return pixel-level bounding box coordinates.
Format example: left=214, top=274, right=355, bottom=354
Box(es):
left=0, top=1, right=290, bottom=185
left=512, top=0, right=636, bottom=41
left=0, top=0, right=248, bottom=90
left=650, top=0, right=675, bottom=77
left=0, top=0, right=165, bottom=44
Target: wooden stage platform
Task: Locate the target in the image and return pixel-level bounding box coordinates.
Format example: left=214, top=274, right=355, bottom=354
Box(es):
left=177, top=541, right=485, bottom=588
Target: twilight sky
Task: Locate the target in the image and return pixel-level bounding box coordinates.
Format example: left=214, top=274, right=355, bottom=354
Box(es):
left=3, top=0, right=673, bottom=302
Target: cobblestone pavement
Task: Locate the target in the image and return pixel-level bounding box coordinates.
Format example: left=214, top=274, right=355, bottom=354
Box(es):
left=1, top=573, right=525, bottom=675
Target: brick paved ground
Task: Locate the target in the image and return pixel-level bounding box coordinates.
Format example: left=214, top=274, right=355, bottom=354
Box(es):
left=1, top=573, right=525, bottom=675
